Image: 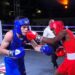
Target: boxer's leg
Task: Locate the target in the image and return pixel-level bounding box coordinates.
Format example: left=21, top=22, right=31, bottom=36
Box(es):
left=4, top=57, right=20, bottom=75
left=17, top=57, right=26, bottom=75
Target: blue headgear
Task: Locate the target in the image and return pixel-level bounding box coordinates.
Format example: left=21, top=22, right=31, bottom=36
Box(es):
left=14, top=18, right=30, bottom=35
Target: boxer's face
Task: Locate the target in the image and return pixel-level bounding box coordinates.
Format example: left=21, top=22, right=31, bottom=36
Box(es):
left=21, top=25, right=29, bottom=36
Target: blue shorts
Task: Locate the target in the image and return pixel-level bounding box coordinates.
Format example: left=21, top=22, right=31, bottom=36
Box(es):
left=4, top=57, right=26, bottom=75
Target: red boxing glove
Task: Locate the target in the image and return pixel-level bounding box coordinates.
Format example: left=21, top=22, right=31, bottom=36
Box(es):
left=56, top=46, right=65, bottom=57
left=26, top=31, right=37, bottom=40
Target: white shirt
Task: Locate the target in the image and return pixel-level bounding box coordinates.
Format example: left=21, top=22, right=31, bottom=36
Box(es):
left=43, top=26, right=55, bottom=38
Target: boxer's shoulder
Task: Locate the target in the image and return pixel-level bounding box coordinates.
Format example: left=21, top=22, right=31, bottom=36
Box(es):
left=4, top=30, right=13, bottom=41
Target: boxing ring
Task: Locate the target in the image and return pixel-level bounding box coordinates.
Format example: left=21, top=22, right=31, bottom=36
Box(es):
left=0, top=23, right=75, bottom=75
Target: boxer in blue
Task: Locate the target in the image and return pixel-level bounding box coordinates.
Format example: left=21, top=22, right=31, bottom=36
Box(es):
left=0, top=16, right=54, bottom=75
left=0, top=17, right=30, bottom=75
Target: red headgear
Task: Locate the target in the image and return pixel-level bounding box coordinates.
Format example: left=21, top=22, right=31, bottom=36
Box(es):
left=50, top=21, right=64, bottom=35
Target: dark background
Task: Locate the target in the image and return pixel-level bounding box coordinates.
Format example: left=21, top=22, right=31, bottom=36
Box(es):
left=0, top=0, right=75, bottom=25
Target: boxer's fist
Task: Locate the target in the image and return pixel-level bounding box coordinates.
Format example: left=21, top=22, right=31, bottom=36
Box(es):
left=26, top=31, right=37, bottom=41
left=40, top=44, right=53, bottom=55
left=56, top=46, right=65, bottom=57
left=9, top=47, right=25, bottom=58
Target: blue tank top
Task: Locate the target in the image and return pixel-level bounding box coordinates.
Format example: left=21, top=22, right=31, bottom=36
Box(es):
left=7, top=29, right=27, bottom=51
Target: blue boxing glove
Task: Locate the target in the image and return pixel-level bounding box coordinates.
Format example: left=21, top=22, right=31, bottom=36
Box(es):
left=9, top=47, right=25, bottom=58
left=40, top=44, right=53, bottom=55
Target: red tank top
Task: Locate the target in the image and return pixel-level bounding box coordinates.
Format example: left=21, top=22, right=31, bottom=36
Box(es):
left=63, top=29, right=75, bottom=53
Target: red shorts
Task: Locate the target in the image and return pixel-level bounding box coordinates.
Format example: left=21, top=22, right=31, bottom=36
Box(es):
left=57, top=58, right=75, bottom=75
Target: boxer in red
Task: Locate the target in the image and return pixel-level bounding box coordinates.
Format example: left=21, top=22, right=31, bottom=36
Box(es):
left=41, top=20, right=75, bottom=75
left=26, top=20, right=75, bottom=75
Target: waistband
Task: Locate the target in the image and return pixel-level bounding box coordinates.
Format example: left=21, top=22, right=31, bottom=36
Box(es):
left=67, top=53, right=75, bottom=60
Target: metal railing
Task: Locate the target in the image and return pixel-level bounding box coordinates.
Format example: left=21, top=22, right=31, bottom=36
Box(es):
left=2, top=25, right=75, bottom=34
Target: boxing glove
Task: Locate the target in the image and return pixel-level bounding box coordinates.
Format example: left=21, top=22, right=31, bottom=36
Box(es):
left=9, top=47, right=25, bottom=58
left=40, top=44, right=53, bottom=55
left=26, top=31, right=37, bottom=41
left=56, top=46, right=65, bottom=57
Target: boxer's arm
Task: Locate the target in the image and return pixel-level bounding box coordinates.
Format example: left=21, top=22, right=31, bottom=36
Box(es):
left=0, top=31, right=13, bottom=55
left=26, top=30, right=42, bottom=52
left=42, top=30, right=67, bottom=44
left=30, top=40, right=53, bottom=55
left=30, top=40, right=41, bottom=52
left=41, top=26, right=55, bottom=45
left=26, top=31, right=54, bottom=55
left=43, top=26, right=55, bottom=38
